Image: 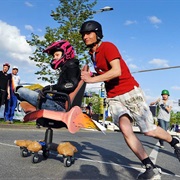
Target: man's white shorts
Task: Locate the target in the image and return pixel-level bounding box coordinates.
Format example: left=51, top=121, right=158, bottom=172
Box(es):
left=107, top=86, right=157, bottom=133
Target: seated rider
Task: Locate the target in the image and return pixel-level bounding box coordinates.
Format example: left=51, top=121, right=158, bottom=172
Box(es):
left=16, top=40, right=81, bottom=111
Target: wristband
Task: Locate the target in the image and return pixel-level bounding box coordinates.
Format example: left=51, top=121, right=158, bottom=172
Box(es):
left=90, top=71, right=93, bottom=77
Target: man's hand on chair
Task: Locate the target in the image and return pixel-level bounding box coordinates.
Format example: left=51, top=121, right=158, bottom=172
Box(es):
left=39, top=85, right=52, bottom=99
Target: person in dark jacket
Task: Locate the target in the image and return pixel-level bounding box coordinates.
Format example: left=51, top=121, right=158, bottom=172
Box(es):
left=0, top=63, right=10, bottom=107
left=16, top=40, right=80, bottom=111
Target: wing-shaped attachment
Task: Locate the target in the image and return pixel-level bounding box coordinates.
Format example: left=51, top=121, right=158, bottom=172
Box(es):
left=24, top=106, right=106, bottom=134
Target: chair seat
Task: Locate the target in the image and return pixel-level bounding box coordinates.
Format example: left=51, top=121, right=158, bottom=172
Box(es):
left=24, top=105, right=101, bottom=133
left=24, top=106, right=83, bottom=133
left=23, top=65, right=89, bottom=134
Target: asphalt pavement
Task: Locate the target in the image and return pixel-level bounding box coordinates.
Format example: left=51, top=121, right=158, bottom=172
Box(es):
left=0, top=125, right=180, bottom=180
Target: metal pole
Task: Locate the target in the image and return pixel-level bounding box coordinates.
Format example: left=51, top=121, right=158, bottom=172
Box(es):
left=132, top=65, right=180, bottom=74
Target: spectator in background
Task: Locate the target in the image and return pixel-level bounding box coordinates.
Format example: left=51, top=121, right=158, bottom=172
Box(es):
left=175, top=123, right=179, bottom=132
left=4, top=66, right=21, bottom=124
left=0, top=63, right=10, bottom=109
left=82, top=105, right=87, bottom=114
left=170, top=123, right=175, bottom=131
left=150, top=89, right=172, bottom=148
left=86, top=102, right=93, bottom=117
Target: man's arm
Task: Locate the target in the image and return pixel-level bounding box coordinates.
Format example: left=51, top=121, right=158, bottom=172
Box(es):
left=150, top=98, right=160, bottom=106
left=165, top=105, right=172, bottom=113
left=53, top=64, right=80, bottom=93
left=7, top=80, right=10, bottom=100
left=81, top=59, right=121, bottom=83
left=164, top=101, right=172, bottom=113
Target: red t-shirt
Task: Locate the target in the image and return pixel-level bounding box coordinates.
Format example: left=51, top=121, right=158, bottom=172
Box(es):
left=90, top=42, right=139, bottom=98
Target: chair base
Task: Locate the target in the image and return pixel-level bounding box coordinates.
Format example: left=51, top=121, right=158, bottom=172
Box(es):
left=15, top=127, right=77, bottom=167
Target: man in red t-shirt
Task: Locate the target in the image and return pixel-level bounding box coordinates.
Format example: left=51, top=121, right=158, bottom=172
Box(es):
left=80, top=20, right=180, bottom=179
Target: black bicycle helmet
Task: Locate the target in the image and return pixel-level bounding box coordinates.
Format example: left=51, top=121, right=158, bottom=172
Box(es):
left=80, top=20, right=103, bottom=40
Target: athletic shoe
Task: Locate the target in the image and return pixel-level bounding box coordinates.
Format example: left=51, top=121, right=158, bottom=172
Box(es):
left=137, top=164, right=161, bottom=180
left=159, top=145, right=164, bottom=149
left=173, top=136, right=180, bottom=162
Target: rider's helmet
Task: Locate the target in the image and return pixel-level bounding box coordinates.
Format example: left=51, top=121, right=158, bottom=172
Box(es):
left=161, top=89, right=170, bottom=96
left=79, top=20, right=103, bottom=40
left=43, top=40, right=75, bottom=70
left=3, top=63, right=10, bottom=69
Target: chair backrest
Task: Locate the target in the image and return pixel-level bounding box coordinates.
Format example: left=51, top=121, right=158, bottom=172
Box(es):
left=65, top=65, right=88, bottom=111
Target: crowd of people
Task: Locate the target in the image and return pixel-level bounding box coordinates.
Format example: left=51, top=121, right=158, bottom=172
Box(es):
left=0, top=20, right=180, bottom=179
left=0, top=63, right=20, bottom=123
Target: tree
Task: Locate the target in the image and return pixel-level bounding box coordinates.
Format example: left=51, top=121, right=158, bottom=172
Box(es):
left=170, top=111, right=180, bottom=126
left=170, top=111, right=177, bottom=125
left=84, top=93, right=100, bottom=114
left=27, top=0, right=97, bottom=83
left=175, top=111, right=180, bottom=124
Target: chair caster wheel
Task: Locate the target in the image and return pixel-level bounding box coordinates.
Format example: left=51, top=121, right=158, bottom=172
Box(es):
left=32, top=153, right=39, bottom=163
left=20, top=147, right=28, bottom=157
left=64, top=156, right=72, bottom=167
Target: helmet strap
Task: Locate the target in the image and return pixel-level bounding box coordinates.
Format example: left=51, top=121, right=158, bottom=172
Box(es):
left=86, top=38, right=101, bottom=48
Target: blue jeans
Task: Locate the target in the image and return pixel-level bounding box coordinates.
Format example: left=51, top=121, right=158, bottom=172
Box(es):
left=158, top=119, right=169, bottom=146
left=17, top=87, right=65, bottom=111
left=4, top=93, right=17, bottom=121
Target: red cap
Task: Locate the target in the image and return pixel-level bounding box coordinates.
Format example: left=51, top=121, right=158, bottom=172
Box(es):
left=3, top=63, right=10, bottom=67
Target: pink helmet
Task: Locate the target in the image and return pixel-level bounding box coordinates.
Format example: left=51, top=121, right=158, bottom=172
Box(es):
left=43, top=40, right=75, bottom=69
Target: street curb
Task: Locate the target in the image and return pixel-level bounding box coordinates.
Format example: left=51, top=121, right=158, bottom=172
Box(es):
left=0, top=124, right=72, bottom=132
left=0, top=123, right=38, bottom=130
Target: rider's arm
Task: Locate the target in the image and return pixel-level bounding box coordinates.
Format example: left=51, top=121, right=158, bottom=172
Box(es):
left=52, top=61, right=80, bottom=93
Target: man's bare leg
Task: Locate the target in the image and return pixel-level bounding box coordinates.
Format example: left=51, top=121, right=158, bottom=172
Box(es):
left=119, top=115, right=162, bottom=179
left=119, top=115, right=148, bottom=161
left=144, top=126, right=172, bottom=142
left=119, top=115, right=180, bottom=179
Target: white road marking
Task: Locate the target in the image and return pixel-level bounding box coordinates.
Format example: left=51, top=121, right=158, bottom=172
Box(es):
left=0, top=142, right=17, bottom=147
left=149, top=141, right=160, bottom=164
left=77, top=157, right=180, bottom=178
left=1, top=141, right=180, bottom=178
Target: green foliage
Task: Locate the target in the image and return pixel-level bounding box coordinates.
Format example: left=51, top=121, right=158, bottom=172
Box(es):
left=83, top=92, right=100, bottom=114
left=170, top=111, right=180, bottom=125
left=27, top=0, right=97, bottom=83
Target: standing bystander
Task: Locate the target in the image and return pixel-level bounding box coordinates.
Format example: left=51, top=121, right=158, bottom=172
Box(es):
left=4, top=66, right=21, bottom=123
left=150, top=89, right=172, bottom=148
left=0, top=63, right=10, bottom=109
left=79, top=20, right=180, bottom=179
left=86, top=102, right=93, bottom=117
